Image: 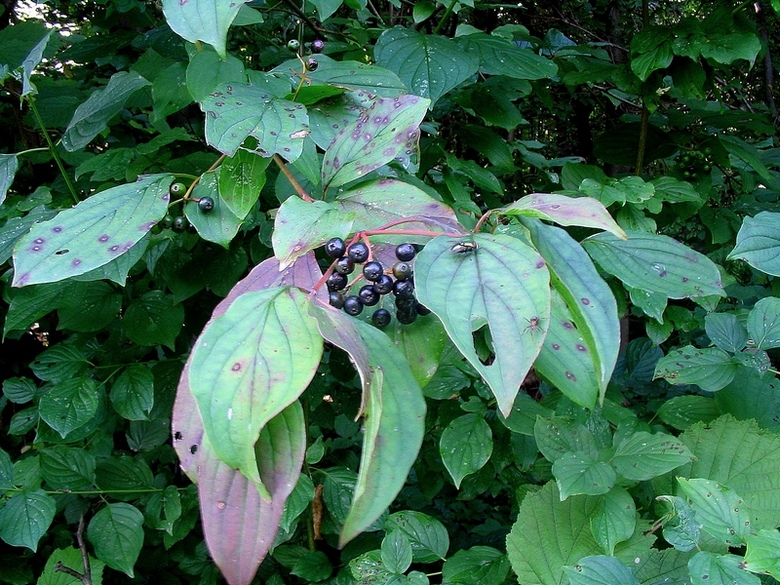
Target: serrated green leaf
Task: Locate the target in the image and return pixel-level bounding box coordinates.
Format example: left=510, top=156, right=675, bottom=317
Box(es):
left=677, top=478, right=752, bottom=547
left=385, top=511, right=449, bottom=563
left=122, top=291, right=183, bottom=349
left=744, top=529, right=780, bottom=579
left=458, top=33, right=558, bottom=80
left=415, top=234, right=550, bottom=417
left=656, top=396, right=721, bottom=431
left=87, top=503, right=144, bottom=578
left=218, top=150, right=270, bottom=219
left=705, top=313, right=748, bottom=353
left=189, top=286, right=322, bottom=488
left=184, top=172, right=243, bottom=247
left=382, top=530, right=413, bottom=574
left=110, top=365, right=154, bottom=421
left=746, top=297, right=780, bottom=349
left=62, top=71, right=151, bottom=151
left=12, top=174, right=172, bottom=287
left=505, top=194, right=626, bottom=238
left=442, top=546, right=510, bottom=585
left=374, top=28, right=479, bottom=105
left=688, top=551, right=760, bottom=585
left=440, top=413, right=493, bottom=488
left=0, top=490, right=56, bottom=551
left=583, top=230, right=724, bottom=299
left=186, top=47, right=246, bottom=102
left=728, top=211, right=780, bottom=276
left=322, top=94, right=429, bottom=191
left=201, top=82, right=309, bottom=161
left=553, top=451, right=616, bottom=500
left=162, top=0, right=250, bottom=57
left=590, top=487, right=636, bottom=556
left=39, top=377, right=99, bottom=438
left=654, top=346, right=738, bottom=392
left=564, top=555, right=640, bottom=585
left=612, top=431, right=693, bottom=481
left=39, top=446, right=96, bottom=490
left=0, top=154, right=18, bottom=205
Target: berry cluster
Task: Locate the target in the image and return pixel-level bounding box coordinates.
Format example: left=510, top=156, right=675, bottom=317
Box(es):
left=674, top=147, right=713, bottom=181
left=286, top=38, right=324, bottom=71
left=324, top=238, right=429, bottom=328
left=156, top=182, right=214, bottom=234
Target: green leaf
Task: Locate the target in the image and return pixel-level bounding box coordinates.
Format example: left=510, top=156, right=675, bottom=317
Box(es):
left=564, top=555, right=640, bottom=585
left=688, top=551, right=760, bottom=585
left=0, top=21, right=52, bottom=97
left=144, top=485, right=181, bottom=534
left=184, top=172, right=243, bottom=247
left=350, top=550, right=395, bottom=585
left=504, top=194, right=626, bottom=238
left=189, top=287, right=322, bottom=488
left=534, top=416, right=598, bottom=463
left=31, top=343, right=88, bottom=383
left=40, top=446, right=96, bottom=490
left=0, top=154, right=18, bottom=205
left=110, top=365, right=154, bottom=421
left=62, top=71, right=151, bottom=151
left=678, top=415, right=780, bottom=530
left=3, top=377, right=37, bottom=404
left=385, top=511, right=449, bottom=563
left=87, top=503, right=144, bottom=578
left=442, top=546, right=510, bottom=585
left=415, top=234, right=550, bottom=417
left=322, top=94, right=429, bottom=190
left=747, top=297, right=780, bottom=350
left=634, top=549, right=693, bottom=585
left=728, top=211, right=780, bottom=276
left=382, top=530, right=413, bottom=574
left=218, top=150, right=270, bottom=219
left=413, top=1, right=435, bottom=23
left=583, top=230, right=724, bottom=299
left=162, top=0, right=249, bottom=58
left=705, top=313, right=747, bottom=353
left=122, top=291, right=183, bottom=349
left=744, top=529, right=780, bottom=579
left=654, top=346, right=738, bottom=392
left=656, top=495, right=700, bottom=552
left=0, top=490, right=55, bottom=552
left=374, top=28, right=479, bottom=106
left=457, top=33, right=558, bottom=80
left=57, top=281, right=122, bottom=332
left=553, top=451, right=616, bottom=499
left=612, top=431, right=693, bottom=481
left=656, top=396, right=721, bottom=431
left=590, top=487, right=636, bottom=556
left=12, top=174, right=172, bottom=287
left=186, top=48, right=246, bottom=102
left=631, top=38, right=673, bottom=80
left=38, top=547, right=105, bottom=585
left=201, top=82, right=309, bottom=161
left=677, top=478, right=752, bottom=547
left=525, top=221, right=620, bottom=407
left=309, top=0, right=343, bottom=21
left=39, top=377, right=100, bottom=438
left=389, top=312, right=447, bottom=388
left=440, top=413, right=493, bottom=488
left=650, top=176, right=702, bottom=203
left=278, top=56, right=406, bottom=97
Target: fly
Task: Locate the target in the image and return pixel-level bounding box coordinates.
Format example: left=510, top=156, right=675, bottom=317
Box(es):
left=451, top=241, right=478, bottom=254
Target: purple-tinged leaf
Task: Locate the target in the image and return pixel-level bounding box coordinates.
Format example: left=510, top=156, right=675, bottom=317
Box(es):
left=202, top=82, right=309, bottom=162
left=310, top=302, right=426, bottom=547
left=321, top=94, right=429, bottom=191
left=504, top=193, right=627, bottom=239
left=415, top=234, right=551, bottom=417
left=12, top=174, right=172, bottom=287
left=308, top=92, right=376, bottom=150
left=162, top=0, right=250, bottom=58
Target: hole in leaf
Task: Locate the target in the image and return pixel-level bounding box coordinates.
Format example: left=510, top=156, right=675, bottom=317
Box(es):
left=54, top=249, right=70, bottom=255
left=472, top=324, right=495, bottom=366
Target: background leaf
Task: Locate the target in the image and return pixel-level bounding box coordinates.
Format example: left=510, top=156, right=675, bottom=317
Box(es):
left=457, top=33, right=558, bottom=80
left=728, top=212, right=780, bottom=276
left=0, top=154, right=18, bottom=205
left=440, top=413, right=493, bottom=488
left=38, top=377, right=99, bottom=438
left=0, top=490, right=56, bottom=551
left=110, top=365, right=154, bottom=421
left=654, top=346, right=738, bottom=392
left=162, top=0, right=250, bottom=57
left=590, top=487, right=637, bottom=556
left=563, top=555, right=641, bottom=585
left=87, top=503, right=144, bottom=577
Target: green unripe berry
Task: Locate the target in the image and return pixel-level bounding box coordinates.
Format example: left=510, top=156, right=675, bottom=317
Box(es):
left=287, top=39, right=300, bottom=52
left=170, top=182, right=186, bottom=196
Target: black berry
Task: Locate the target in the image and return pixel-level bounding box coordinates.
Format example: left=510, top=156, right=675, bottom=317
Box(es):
left=160, top=214, right=174, bottom=229
left=172, top=216, right=188, bottom=233
left=187, top=222, right=197, bottom=234
left=287, top=39, right=300, bottom=52
left=416, top=303, right=431, bottom=316
left=334, top=257, right=355, bottom=275
left=311, top=39, right=325, bottom=53
left=395, top=243, right=416, bottom=261
left=306, top=57, right=318, bottom=71
left=396, top=308, right=417, bottom=325
left=395, top=296, right=416, bottom=310
left=393, top=279, right=415, bottom=299
left=198, top=196, right=215, bottom=212
left=170, top=182, right=186, bottom=196
left=358, top=285, right=379, bottom=306
left=325, top=237, right=346, bottom=259
left=347, top=242, right=369, bottom=263
left=343, top=296, right=363, bottom=316
left=392, top=261, right=413, bottom=281
left=372, top=309, right=391, bottom=328
left=373, top=275, right=394, bottom=295
left=326, top=272, right=348, bottom=291
left=329, top=292, right=344, bottom=309
left=362, top=261, right=384, bottom=282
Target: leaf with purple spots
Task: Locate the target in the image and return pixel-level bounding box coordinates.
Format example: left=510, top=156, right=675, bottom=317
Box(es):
left=308, top=92, right=376, bottom=150
left=415, top=233, right=551, bottom=417
left=653, top=346, right=738, bottom=393
left=12, top=174, right=173, bottom=287
left=201, top=82, right=309, bottom=162
left=504, top=193, right=627, bottom=239
left=582, top=230, right=725, bottom=299
left=321, top=94, right=429, bottom=191
left=188, top=286, right=323, bottom=488
left=162, top=0, right=250, bottom=58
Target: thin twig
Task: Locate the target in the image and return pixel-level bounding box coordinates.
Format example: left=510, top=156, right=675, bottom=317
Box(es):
left=76, top=516, right=92, bottom=585
left=28, top=97, right=79, bottom=204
